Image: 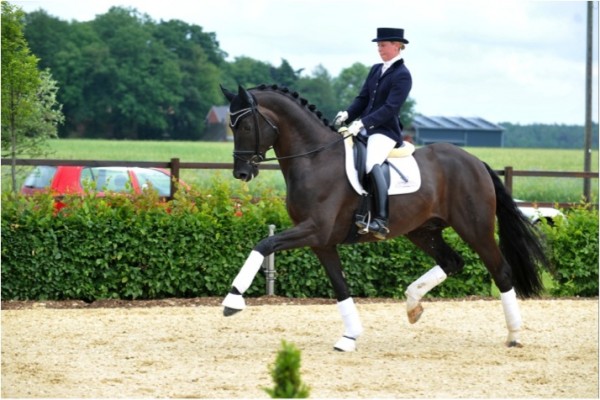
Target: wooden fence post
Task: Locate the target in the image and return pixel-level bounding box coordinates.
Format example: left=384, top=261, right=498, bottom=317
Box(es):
left=504, top=166, right=513, bottom=195
left=170, top=157, right=180, bottom=199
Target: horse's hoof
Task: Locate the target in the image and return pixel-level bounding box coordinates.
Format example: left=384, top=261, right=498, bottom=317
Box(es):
left=223, top=307, right=241, bottom=317
left=506, top=340, right=523, bottom=348
left=222, top=293, right=245, bottom=316
left=407, top=304, right=424, bottom=324
left=333, top=336, right=357, bottom=352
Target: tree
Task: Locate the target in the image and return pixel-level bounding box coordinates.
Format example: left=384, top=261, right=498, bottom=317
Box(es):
left=400, top=97, right=417, bottom=130
left=153, top=19, right=225, bottom=140
left=90, top=7, right=184, bottom=139
left=24, top=11, right=101, bottom=137
left=20, top=6, right=422, bottom=141
left=270, top=59, right=300, bottom=88
left=225, top=56, right=273, bottom=88
left=295, top=65, right=337, bottom=121
left=1, top=2, right=63, bottom=192
left=333, top=62, right=369, bottom=110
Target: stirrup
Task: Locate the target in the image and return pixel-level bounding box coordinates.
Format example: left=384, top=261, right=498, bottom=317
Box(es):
left=355, top=213, right=371, bottom=234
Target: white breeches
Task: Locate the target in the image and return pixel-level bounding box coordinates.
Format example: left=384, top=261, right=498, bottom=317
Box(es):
left=365, top=133, right=398, bottom=173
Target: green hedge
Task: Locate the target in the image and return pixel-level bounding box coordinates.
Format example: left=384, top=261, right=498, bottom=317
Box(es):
left=1, top=180, right=597, bottom=301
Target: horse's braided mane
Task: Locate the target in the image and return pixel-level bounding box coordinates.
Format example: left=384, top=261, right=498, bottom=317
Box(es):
left=252, top=84, right=337, bottom=132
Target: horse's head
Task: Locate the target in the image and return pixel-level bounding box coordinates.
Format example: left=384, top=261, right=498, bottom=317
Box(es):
left=221, top=85, right=278, bottom=182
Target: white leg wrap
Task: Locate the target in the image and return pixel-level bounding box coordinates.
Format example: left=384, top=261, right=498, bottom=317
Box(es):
left=231, top=250, right=264, bottom=294
left=334, top=298, right=363, bottom=352
left=337, top=298, right=363, bottom=338
left=501, top=288, right=522, bottom=345
left=405, top=265, right=447, bottom=310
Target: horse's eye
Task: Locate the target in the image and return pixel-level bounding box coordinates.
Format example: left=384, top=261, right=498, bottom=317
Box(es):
left=241, top=122, right=252, bottom=133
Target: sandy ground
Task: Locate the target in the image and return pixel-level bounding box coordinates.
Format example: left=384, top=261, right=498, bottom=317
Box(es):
left=1, top=297, right=598, bottom=398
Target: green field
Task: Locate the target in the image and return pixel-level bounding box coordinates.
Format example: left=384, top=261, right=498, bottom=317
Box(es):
left=3, top=139, right=598, bottom=202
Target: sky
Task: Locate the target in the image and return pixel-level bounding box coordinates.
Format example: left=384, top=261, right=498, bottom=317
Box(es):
left=15, top=0, right=600, bottom=125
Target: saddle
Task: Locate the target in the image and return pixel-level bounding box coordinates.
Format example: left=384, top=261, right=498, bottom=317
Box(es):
left=342, top=133, right=420, bottom=244
left=352, top=134, right=415, bottom=190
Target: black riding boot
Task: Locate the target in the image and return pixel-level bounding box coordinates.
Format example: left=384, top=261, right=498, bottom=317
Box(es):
left=356, top=164, right=389, bottom=240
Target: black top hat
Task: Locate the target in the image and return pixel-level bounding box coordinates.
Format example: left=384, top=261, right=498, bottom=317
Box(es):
left=372, top=27, right=409, bottom=44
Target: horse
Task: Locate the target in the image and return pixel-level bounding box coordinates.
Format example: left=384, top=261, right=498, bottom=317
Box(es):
left=219, top=84, right=549, bottom=352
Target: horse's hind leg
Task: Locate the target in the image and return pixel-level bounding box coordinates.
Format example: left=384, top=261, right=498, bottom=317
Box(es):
left=454, top=228, right=524, bottom=347
left=405, top=226, right=464, bottom=323
left=451, top=212, right=524, bottom=347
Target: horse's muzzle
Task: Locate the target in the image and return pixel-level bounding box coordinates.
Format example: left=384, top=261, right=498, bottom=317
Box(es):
left=233, top=159, right=259, bottom=182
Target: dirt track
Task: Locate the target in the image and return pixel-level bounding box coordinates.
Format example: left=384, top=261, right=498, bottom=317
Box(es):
left=2, top=298, right=598, bottom=398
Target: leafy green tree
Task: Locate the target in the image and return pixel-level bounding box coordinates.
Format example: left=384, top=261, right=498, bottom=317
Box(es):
left=90, top=7, right=183, bottom=139
left=501, top=122, right=599, bottom=149
left=295, top=65, right=337, bottom=120
left=400, top=97, right=417, bottom=130
left=21, top=5, right=421, bottom=141
left=333, top=62, right=369, bottom=109
left=225, top=56, right=273, bottom=88
left=25, top=11, right=104, bottom=137
left=22, top=9, right=70, bottom=71
left=153, top=19, right=225, bottom=140
left=270, top=59, right=300, bottom=88
left=1, top=2, right=63, bottom=192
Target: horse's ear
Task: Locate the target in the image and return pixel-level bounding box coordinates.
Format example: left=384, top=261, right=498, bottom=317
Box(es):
left=238, top=85, right=255, bottom=107
left=220, top=84, right=236, bottom=103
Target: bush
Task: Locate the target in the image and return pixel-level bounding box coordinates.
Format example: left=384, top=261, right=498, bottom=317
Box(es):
left=540, top=204, right=599, bottom=297
left=264, top=340, right=310, bottom=398
left=1, top=179, right=597, bottom=300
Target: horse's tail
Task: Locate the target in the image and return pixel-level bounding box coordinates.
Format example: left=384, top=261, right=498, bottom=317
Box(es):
left=484, top=163, right=548, bottom=298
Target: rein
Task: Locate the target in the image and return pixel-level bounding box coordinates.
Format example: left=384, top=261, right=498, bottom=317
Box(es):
left=262, top=133, right=350, bottom=162
left=230, top=104, right=351, bottom=165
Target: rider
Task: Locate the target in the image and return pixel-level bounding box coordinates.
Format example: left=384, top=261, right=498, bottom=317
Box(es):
left=334, top=27, right=412, bottom=240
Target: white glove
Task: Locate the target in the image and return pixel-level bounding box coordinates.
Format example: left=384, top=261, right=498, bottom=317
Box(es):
left=347, top=120, right=364, bottom=136
left=333, top=111, right=348, bottom=128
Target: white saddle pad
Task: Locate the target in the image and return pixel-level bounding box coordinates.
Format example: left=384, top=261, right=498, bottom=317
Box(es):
left=343, top=136, right=421, bottom=196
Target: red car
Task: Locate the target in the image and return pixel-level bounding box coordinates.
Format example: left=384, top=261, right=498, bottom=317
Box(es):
left=21, top=166, right=186, bottom=198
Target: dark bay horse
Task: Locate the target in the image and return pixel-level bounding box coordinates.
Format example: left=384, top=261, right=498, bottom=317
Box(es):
left=220, top=84, right=548, bottom=351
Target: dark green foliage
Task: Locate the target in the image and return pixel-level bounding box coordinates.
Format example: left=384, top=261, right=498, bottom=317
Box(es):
left=20, top=6, right=417, bottom=141
left=264, top=341, right=310, bottom=398
left=539, top=204, right=599, bottom=297
left=1, top=179, right=597, bottom=301
left=501, top=122, right=599, bottom=149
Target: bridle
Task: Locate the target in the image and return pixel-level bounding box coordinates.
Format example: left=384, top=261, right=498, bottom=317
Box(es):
left=229, top=96, right=350, bottom=167
left=229, top=99, right=278, bottom=165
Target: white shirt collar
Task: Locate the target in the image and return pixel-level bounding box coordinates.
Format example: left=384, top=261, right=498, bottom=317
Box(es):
left=382, top=54, right=403, bottom=74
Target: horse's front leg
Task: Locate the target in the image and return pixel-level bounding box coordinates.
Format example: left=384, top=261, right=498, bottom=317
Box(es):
left=222, top=249, right=264, bottom=315
left=222, top=222, right=317, bottom=316
left=312, top=246, right=363, bottom=352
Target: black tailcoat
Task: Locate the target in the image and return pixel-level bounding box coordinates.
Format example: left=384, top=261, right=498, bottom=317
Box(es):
left=346, top=59, right=412, bottom=143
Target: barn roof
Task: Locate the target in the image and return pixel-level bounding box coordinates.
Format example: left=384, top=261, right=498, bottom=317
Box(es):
left=208, top=105, right=230, bottom=123
left=412, top=115, right=503, bottom=131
